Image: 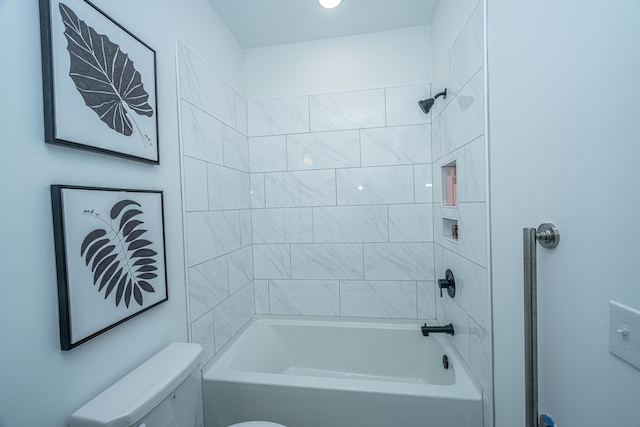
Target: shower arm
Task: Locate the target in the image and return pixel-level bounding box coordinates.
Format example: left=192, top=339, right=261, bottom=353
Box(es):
left=433, top=89, right=447, bottom=100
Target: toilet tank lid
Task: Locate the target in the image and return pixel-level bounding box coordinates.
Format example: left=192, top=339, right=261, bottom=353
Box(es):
left=69, top=343, right=203, bottom=427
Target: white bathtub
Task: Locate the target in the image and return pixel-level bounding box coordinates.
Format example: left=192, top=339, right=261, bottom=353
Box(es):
left=203, top=316, right=483, bottom=427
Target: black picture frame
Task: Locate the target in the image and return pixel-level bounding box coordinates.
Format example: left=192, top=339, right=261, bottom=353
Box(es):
left=51, top=185, right=168, bottom=350
left=40, top=0, right=160, bottom=164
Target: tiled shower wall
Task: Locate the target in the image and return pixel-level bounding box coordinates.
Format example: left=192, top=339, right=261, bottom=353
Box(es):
left=248, top=86, right=437, bottom=319
left=431, top=3, right=492, bottom=426
left=176, top=31, right=488, bottom=398
left=178, top=39, right=438, bottom=363
left=177, top=42, right=255, bottom=363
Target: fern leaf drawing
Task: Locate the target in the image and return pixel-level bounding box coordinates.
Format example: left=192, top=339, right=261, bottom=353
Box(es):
left=59, top=3, right=153, bottom=144
left=80, top=199, right=157, bottom=308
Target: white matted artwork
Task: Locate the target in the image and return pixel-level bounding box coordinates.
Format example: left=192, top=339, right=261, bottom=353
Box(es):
left=51, top=185, right=168, bottom=350
left=40, top=0, right=159, bottom=163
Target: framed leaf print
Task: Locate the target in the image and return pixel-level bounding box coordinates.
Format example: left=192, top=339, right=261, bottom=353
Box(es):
left=51, top=185, right=168, bottom=350
left=40, top=0, right=159, bottom=163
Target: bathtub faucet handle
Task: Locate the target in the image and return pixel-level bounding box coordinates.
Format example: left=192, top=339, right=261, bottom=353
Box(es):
left=438, top=269, right=456, bottom=298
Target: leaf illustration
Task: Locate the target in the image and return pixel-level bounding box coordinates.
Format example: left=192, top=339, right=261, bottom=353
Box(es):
left=124, top=279, right=133, bottom=307
left=126, top=229, right=147, bottom=242
left=128, top=239, right=151, bottom=251
left=136, top=265, right=157, bottom=273
left=123, top=220, right=144, bottom=237
left=132, top=258, right=156, bottom=266
left=83, top=238, right=109, bottom=265
left=98, top=261, right=120, bottom=291
left=80, top=199, right=159, bottom=308
left=138, top=281, right=155, bottom=293
left=119, top=209, right=142, bottom=230
left=90, top=245, right=115, bottom=272
left=111, top=200, right=140, bottom=219
left=115, top=275, right=127, bottom=306
left=80, top=229, right=106, bottom=255
left=59, top=4, right=153, bottom=140
left=104, top=268, right=123, bottom=297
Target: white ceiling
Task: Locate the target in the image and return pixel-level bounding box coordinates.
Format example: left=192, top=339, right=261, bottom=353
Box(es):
left=207, top=0, right=440, bottom=49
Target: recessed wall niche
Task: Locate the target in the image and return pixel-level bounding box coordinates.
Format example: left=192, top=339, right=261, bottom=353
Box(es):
left=443, top=217, right=459, bottom=241
left=442, top=161, right=457, bottom=206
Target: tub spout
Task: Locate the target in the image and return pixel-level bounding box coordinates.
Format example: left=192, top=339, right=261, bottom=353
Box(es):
left=421, top=323, right=455, bottom=336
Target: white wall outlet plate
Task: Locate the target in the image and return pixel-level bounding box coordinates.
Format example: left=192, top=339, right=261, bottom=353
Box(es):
left=609, top=300, right=640, bottom=370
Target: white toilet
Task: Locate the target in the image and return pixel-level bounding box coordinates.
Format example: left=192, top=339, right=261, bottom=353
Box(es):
left=69, top=343, right=286, bottom=427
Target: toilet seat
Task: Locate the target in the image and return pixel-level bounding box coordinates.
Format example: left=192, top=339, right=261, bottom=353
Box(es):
left=227, top=423, right=287, bottom=427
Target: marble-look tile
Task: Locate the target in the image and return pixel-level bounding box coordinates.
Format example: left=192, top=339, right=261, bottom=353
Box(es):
left=430, top=55, right=451, bottom=118
left=178, top=45, right=235, bottom=127
left=417, top=281, right=437, bottom=319
left=207, top=164, right=250, bottom=210
left=364, top=243, right=434, bottom=281
left=386, top=85, right=431, bottom=126
left=433, top=243, right=444, bottom=281
left=223, top=125, right=249, bottom=172
left=434, top=108, right=464, bottom=162
left=340, top=281, right=417, bottom=319
left=439, top=246, right=490, bottom=331
left=431, top=114, right=442, bottom=162
left=180, top=100, right=223, bottom=164
left=252, top=208, right=313, bottom=244
left=470, top=320, right=492, bottom=396
left=265, top=170, right=336, bottom=208
left=437, top=297, right=470, bottom=364
left=249, top=135, right=287, bottom=173
left=250, top=173, right=265, bottom=208
left=183, top=157, right=208, bottom=212
left=291, top=244, right=363, bottom=280
left=213, top=283, right=255, bottom=352
left=287, top=130, right=360, bottom=171
left=235, top=92, right=248, bottom=136
left=253, top=244, right=291, bottom=279
left=389, top=204, right=434, bottom=242
left=432, top=157, right=445, bottom=207
left=458, top=202, right=487, bottom=268
left=239, top=209, right=252, bottom=248
left=188, top=256, right=229, bottom=320
left=270, top=280, right=340, bottom=316
left=414, top=164, right=434, bottom=203
left=186, top=211, right=240, bottom=266
left=444, top=70, right=485, bottom=152
left=361, top=124, right=431, bottom=167
left=313, top=205, right=388, bottom=243
left=248, top=96, right=310, bottom=137
left=228, top=246, right=253, bottom=294
left=254, top=280, right=269, bottom=314
left=191, top=311, right=215, bottom=363
left=337, top=165, right=413, bottom=205
left=450, top=3, right=484, bottom=99
left=310, top=89, right=385, bottom=131
left=464, top=136, right=486, bottom=203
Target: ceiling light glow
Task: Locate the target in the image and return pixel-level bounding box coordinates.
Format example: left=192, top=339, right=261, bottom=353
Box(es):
left=319, top=0, right=342, bottom=9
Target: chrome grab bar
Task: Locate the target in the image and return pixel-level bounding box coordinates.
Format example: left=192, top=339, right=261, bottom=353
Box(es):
left=523, top=223, right=559, bottom=427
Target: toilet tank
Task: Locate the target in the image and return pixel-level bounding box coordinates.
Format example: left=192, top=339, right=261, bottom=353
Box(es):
left=70, top=343, right=204, bottom=427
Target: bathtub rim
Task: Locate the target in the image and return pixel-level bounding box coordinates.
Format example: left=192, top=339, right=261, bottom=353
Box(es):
left=203, top=315, right=483, bottom=402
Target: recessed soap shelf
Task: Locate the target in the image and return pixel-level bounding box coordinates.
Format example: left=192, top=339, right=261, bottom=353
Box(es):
left=442, top=161, right=457, bottom=207
left=443, top=218, right=459, bottom=241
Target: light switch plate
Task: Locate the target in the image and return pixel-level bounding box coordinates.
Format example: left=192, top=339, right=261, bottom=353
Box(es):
left=609, top=300, right=640, bottom=370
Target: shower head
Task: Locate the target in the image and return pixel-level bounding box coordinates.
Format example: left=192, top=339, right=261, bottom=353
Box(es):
left=418, top=98, right=435, bottom=114
left=418, top=89, right=448, bottom=115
